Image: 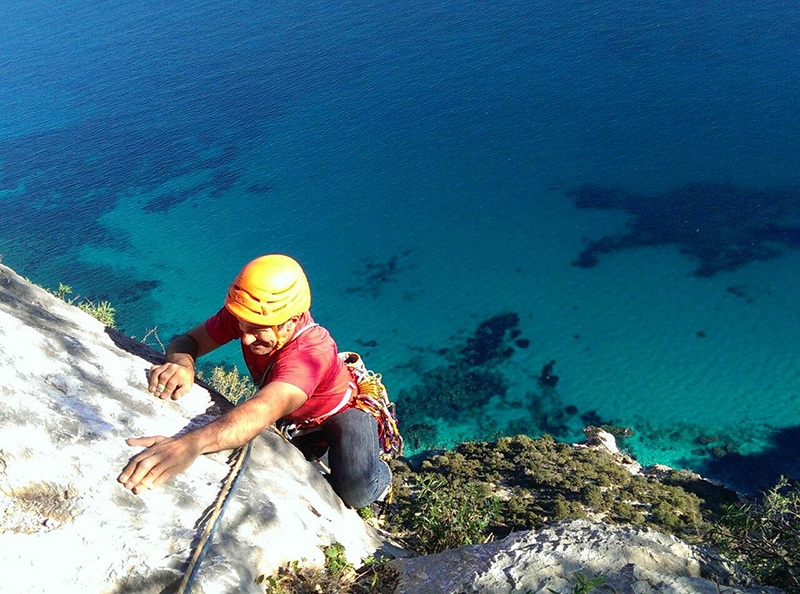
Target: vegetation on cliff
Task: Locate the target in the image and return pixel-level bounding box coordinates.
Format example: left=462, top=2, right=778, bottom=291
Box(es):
left=380, top=434, right=798, bottom=593
left=385, top=435, right=724, bottom=547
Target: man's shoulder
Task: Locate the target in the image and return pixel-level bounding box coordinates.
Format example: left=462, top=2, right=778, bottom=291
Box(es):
left=293, top=325, right=335, bottom=353
left=204, top=305, right=239, bottom=343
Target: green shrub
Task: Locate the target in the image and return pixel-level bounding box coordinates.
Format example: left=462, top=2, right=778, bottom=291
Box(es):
left=398, top=473, right=501, bottom=554
left=711, top=477, right=800, bottom=592
left=254, top=545, right=394, bottom=594
left=385, top=435, right=718, bottom=548
left=49, top=283, right=116, bottom=327
left=197, top=364, right=255, bottom=405
left=581, top=484, right=604, bottom=507
left=77, top=299, right=116, bottom=327
left=322, top=543, right=352, bottom=579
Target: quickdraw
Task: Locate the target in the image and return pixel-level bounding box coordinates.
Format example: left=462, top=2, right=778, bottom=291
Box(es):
left=340, top=352, right=404, bottom=459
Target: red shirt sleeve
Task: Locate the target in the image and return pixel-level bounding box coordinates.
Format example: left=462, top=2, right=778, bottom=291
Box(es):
left=204, top=306, right=241, bottom=346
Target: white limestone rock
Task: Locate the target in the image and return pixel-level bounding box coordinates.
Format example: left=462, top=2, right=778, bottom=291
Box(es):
left=387, top=519, right=783, bottom=594
left=0, top=263, right=405, bottom=594
left=581, top=425, right=643, bottom=474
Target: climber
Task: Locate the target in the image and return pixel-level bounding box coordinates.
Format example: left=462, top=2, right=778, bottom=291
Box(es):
left=117, top=254, right=391, bottom=509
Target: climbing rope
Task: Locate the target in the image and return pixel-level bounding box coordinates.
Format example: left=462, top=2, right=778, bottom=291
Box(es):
left=178, top=440, right=253, bottom=594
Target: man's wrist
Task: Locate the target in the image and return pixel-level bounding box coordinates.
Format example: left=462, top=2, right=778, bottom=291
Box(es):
left=165, top=334, right=199, bottom=366
left=165, top=353, right=196, bottom=370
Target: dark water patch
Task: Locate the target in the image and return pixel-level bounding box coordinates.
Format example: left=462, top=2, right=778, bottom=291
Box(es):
left=395, top=315, right=572, bottom=450
left=396, top=313, right=520, bottom=445
left=144, top=186, right=204, bottom=214
left=725, top=285, right=750, bottom=302
left=400, top=364, right=508, bottom=420
left=2, top=118, right=201, bottom=197
left=579, top=409, right=606, bottom=426
left=0, top=191, right=123, bottom=275
left=692, top=425, right=800, bottom=496
left=143, top=168, right=239, bottom=213
left=80, top=274, right=156, bottom=307
left=519, top=389, right=570, bottom=438
left=537, top=359, right=559, bottom=387
left=200, top=144, right=237, bottom=170
left=118, top=279, right=162, bottom=304
left=208, top=168, right=238, bottom=198
left=0, top=116, right=237, bottom=267
left=246, top=183, right=275, bottom=195
left=460, top=313, right=519, bottom=367
left=568, top=183, right=800, bottom=277
left=345, top=250, right=414, bottom=299
left=724, top=284, right=773, bottom=304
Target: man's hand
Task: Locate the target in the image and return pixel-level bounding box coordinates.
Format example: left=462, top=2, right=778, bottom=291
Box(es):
left=117, top=435, right=201, bottom=494
left=149, top=361, right=194, bottom=400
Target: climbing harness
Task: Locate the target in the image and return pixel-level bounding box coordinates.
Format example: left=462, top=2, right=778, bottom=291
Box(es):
left=178, top=440, right=253, bottom=594
left=275, top=351, right=404, bottom=459
left=277, top=381, right=355, bottom=440
left=340, top=352, right=404, bottom=459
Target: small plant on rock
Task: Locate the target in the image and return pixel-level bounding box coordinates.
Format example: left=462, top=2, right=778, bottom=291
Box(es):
left=547, top=572, right=606, bottom=594
left=254, top=545, right=393, bottom=594
left=710, top=476, right=800, bottom=592
left=397, top=473, right=501, bottom=554
left=50, top=283, right=116, bottom=327
left=197, top=364, right=256, bottom=405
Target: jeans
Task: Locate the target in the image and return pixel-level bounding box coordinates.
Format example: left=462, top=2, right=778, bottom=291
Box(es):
left=290, top=407, right=391, bottom=509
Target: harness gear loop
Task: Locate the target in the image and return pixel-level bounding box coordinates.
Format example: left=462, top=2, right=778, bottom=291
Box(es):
left=340, top=351, right=404, bottom=459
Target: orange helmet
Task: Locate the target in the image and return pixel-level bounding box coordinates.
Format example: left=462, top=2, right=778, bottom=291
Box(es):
left=225, top=255, right=311, bottom=326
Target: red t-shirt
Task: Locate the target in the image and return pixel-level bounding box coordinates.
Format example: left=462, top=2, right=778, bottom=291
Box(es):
left=204, top=309, right=354, bottom=423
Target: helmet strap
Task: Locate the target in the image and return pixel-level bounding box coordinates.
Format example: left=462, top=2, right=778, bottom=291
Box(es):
left=271, top=325, right=285, bottom=351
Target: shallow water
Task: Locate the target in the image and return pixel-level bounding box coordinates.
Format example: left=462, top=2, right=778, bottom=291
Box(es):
left=2, top=0, right=798, bottom=493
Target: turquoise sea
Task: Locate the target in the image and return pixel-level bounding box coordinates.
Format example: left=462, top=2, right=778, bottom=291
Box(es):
left=2, top=1, right=798, bottom=494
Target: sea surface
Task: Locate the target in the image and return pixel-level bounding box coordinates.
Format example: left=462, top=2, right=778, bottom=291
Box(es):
left=2, top=0, right=798, bottom=493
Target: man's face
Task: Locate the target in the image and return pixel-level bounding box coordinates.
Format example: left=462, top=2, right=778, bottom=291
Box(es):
left=237, top=318, right=296, bottom=355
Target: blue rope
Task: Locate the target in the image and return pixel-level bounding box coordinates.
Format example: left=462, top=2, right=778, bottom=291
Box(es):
left=180, top=440, right=253, bottom=593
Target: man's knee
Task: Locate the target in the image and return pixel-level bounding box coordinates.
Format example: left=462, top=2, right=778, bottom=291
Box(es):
left=333, top=460, right=391, bottom=509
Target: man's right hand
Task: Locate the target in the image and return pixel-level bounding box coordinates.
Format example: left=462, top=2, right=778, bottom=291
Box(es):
left=118, top=434, right=202, bottom=494
left=148, top=361, right=194, bottom=400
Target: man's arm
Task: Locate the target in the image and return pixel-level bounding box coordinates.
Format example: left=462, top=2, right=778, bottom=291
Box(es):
left=118, top=380, right=307, bottom=494
left=149, top=323, right=221, bottom=399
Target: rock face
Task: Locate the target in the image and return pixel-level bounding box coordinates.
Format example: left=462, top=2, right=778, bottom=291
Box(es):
left=0, top=263, right=403, bottom=594
left=388, top=519, right=782, bottom=594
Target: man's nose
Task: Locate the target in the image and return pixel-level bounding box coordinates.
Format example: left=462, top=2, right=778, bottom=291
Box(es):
left=242, top=332, right=257, bottom=345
